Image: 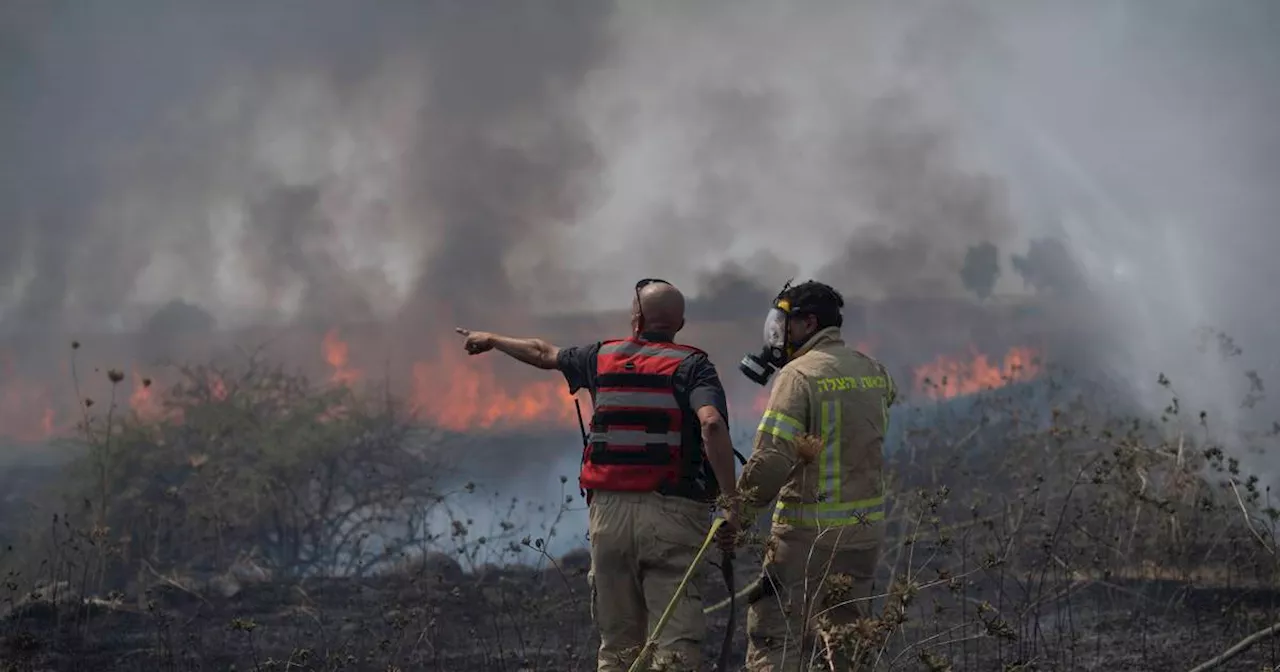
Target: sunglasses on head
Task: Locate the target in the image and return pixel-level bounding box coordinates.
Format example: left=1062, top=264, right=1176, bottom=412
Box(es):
left=635, top=278, right=670, bottom=291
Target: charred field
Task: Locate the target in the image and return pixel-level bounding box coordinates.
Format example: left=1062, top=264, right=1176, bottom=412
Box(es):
left=5, top=0, right=1280, bottom=668
left=0, top=339, right=1277, bottom=672
left=4, top=547, right=1279, bottom=672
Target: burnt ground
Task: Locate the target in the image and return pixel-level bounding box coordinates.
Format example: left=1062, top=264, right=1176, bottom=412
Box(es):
left=2, top=550, right=1279, bottom=672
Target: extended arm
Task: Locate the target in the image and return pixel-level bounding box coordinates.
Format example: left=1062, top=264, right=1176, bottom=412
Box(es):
left=456, top=327, right=560, bottom=370
left=491, top=335, right=561, bottom=370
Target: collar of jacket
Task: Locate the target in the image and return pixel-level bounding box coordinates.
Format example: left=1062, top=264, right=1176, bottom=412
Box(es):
left=638, top=331, right=676, bottom=343
left=791, top=326, right=843, bottom=360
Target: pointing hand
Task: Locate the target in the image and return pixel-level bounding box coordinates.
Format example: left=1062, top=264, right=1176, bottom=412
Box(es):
left=455, top=327, right=496, bottom=356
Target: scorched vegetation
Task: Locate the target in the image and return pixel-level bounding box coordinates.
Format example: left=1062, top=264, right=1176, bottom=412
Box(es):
left=0, top=337, right=1276, bottom=671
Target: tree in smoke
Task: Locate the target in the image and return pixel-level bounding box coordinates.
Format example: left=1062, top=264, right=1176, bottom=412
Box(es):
left=1011, top=237, right=1085, bottom=295
left=51, top=352, right=451, bottom=586
left=688, top=253, right=798, bottom=321
left=144, top=299, right=216, bottom=336
left=139, top=299, right=217, bottom=363
left=960, top=241, right=1001, bottom=301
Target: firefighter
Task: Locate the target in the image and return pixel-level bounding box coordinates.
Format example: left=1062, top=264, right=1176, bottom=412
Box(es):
left=455, top=278, right=741, bottom=672
left=730, top=280, right=896, bottom=671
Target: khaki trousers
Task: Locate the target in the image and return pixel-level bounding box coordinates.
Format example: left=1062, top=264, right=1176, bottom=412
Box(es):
left=588, top=490, right=712, bottom=672
left=745, top=527, right=881, bottom=672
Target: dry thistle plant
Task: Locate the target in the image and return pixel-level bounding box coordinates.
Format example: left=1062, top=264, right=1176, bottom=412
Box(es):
left=792, top=432, right=824, bottom=466
left=5, top=339, right=1280, bottom=671
left=717, top=432, right=823, bottom=545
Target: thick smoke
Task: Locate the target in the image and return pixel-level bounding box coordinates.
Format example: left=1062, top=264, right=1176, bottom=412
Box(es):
left=0, top=0, right=610, bottom=339
left=559, top=1, right=1280, bottom=438
left=4, top=1, right=1280, bottom=540
left=973, top=0, right=1280, bottom=455
left=549, top=1, right=1027, bottom=315
left=811, top=90, right=1017, bottom=300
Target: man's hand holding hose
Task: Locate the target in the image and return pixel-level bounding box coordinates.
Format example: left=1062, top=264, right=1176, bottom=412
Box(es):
left=718, top=500, right=741, bottom=552
left=695, top=404, right=744, bottom=672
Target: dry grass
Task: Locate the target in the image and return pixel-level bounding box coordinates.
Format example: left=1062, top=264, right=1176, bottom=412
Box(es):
left=0, top=343, right=1276, bottom=671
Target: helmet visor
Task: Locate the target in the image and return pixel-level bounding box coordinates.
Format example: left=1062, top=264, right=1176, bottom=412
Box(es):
left=762, top=307, right=788, bottom=349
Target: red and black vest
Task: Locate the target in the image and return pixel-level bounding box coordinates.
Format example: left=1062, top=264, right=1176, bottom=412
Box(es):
left=580, top=337, right=706, bottom=494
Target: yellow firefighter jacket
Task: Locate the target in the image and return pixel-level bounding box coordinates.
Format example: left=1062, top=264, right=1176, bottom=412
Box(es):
left=737, top=326, right=897, bottom=546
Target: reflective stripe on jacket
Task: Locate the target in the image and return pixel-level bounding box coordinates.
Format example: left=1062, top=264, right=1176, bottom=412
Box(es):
left=738, top=327, right=896, bottom=541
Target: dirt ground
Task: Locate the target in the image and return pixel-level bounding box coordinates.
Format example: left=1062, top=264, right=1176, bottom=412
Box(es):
left=2, top=550, right=1278, bottom=672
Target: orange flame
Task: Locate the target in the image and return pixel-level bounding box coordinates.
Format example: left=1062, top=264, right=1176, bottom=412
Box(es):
left=0, top=334, right=1043, bottom=444
left=130, top=371, right=163, bottom=422
left=322, top=328, right=362, bottom=386
left=209, top=373, right=228, bottom=402
left=409, top=340, right=582, bottom=432
left=0, top=358, right=178, bottom=442
left=39, top=407, right=54, bottom=436
left=0, top=350, right=60, bottom=442
left=0, top=383, right=57, bottom=442
left=913, top=346, right=1040, bottom=400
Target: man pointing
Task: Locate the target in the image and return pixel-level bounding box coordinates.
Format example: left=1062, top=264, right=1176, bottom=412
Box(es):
left=456, top=278, right=741, bottom=671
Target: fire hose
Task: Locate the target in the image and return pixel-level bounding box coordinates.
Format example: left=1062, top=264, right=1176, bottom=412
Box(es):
left=628, top=517, right=737, bottom=672
left=714, top=545, right=736, bottom=672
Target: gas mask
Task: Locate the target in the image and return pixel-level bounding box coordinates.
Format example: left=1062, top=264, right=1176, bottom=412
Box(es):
left=738, top=298, right=794, bottom=386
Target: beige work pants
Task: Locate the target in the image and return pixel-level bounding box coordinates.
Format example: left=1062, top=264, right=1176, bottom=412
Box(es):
left=588, top=490, right=713, bottom=672
left=745, top=528, right=881, bottom=672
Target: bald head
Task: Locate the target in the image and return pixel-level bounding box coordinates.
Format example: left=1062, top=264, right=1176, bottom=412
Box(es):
left=634, top=281, right=686, bottom=337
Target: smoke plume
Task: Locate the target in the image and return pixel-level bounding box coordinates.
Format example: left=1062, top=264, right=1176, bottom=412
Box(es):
left=0, top=0, right=610, bottom=338
left=4, top=0, right=1280, bottom=516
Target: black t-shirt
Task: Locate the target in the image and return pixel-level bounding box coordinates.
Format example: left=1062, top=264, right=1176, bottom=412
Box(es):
left=557, top=333, right=731, bottom=502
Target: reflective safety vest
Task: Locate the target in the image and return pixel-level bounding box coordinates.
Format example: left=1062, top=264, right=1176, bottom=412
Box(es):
left=580, top=338, right=704, bottom=493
